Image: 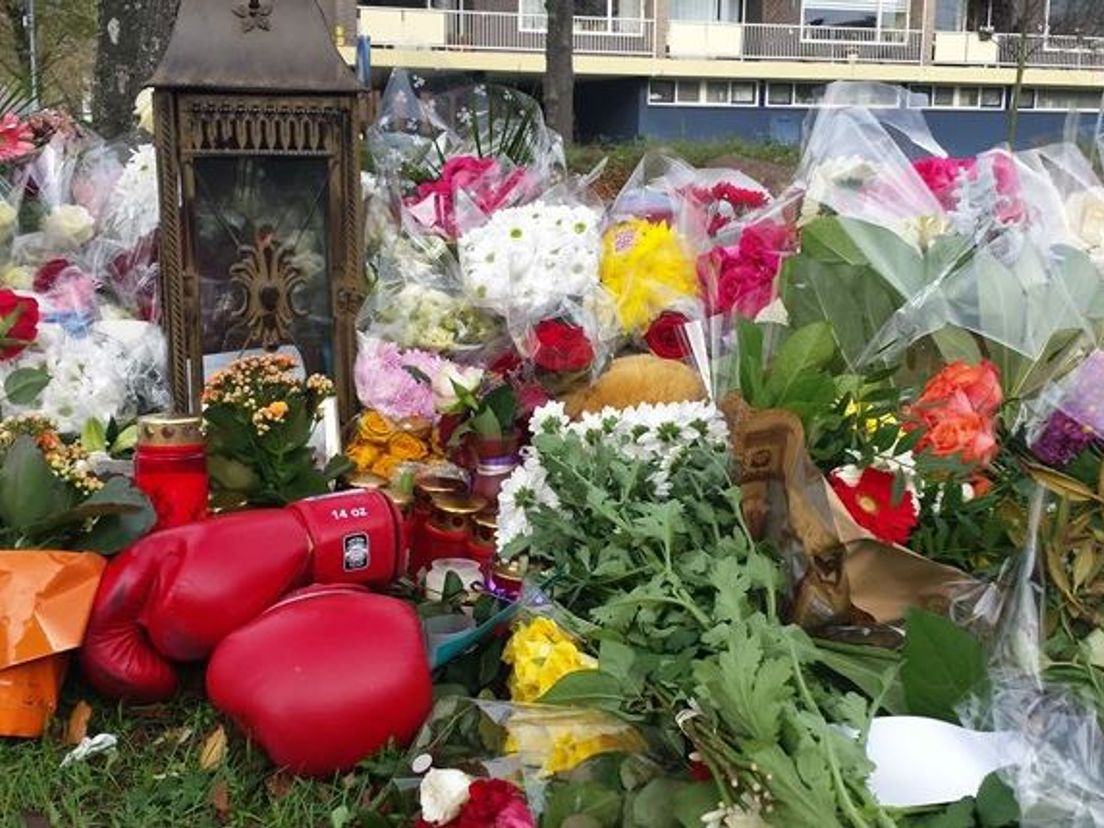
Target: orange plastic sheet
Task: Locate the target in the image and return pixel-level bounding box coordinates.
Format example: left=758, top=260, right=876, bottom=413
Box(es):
left=0, top=551, right=106, bottom=737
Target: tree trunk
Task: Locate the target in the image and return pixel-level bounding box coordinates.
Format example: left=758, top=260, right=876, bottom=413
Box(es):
left=92, top=0, right=180, bottom=137
left=543, top=0, right=574, bottom=146
left=1, top=0, right=32, bottom=84
left=1005, top=2, right=1033, bottom=147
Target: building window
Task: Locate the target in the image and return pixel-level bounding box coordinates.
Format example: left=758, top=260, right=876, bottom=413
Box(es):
left=670, top=0, right=740, bottom=23
left=648, top=80, right=676, bottom=104
left=934, top=0, right=967, bottom=31
left=1046, top=0, right=1104, bottom=38
left=1023, top=87, right=1104, bottom=111
left=801, top=0, right=909, bottom=38
left=519, top=0, right=645, bottom=32
left=647, top=80, right=759, bottom=107
left=765, top=82, right=828, bottom=107
left=910, top=85, right=1005, bottom=110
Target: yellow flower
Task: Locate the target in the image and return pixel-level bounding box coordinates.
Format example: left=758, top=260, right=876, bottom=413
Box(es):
left=844, top=400, right=898, bottom=437
left=346, top=441, right=381, bottom=471
left=267, top=400, right=289, bottom=419
left=388, top=432, right=428, bottom=462
left=503, top=617, right=598, bottom=703
left=371, top=454, right=403, bottom=480
left=502, top=709, right=646, bottom=776
left=359, top=410, right=396, bottom=444
left=599, top=218, right=698, bottom=334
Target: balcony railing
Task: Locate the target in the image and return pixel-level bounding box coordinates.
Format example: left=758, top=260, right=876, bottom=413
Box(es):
left=993, top=32, right=1104, bottom=69
left=359, top=6, right=1104, bottom=69
left=360, top=7, right=655, bottom=56
left=741, top=24, right=922, bottom=63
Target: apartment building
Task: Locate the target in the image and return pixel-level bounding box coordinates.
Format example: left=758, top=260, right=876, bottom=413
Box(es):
left=337, top=0, right=1104, bottom=152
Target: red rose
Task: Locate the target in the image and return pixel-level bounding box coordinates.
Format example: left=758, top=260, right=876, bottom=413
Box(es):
left=0, top=290, right=40, bottom=360
left=643, top=311, right=690, bottom=360
left=33, top=257, right=73, bottom=293
left=531, top=319, right=595, bottom=373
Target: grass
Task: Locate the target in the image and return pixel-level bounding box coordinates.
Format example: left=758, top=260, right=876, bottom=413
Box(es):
left=0, top=667, right=401, bottom=828
left=566, top=137, right=801, bottom=200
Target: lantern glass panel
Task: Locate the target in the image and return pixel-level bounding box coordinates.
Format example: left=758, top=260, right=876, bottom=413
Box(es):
left=192, top=156, right=332, bottom=378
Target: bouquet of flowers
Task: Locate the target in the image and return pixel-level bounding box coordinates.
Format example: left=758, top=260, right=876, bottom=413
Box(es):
left=201, top=354, right=347, bottom=506
left=0, top=413, right=153, bottom=553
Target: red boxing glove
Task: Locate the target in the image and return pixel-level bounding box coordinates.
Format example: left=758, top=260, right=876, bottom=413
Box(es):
left=207, top=585, right=432, bottom=776
left=81, top=490, right=404, bottom=702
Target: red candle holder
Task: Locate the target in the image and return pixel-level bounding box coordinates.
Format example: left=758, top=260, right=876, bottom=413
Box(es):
left=134, top=414, right=208, bottom=531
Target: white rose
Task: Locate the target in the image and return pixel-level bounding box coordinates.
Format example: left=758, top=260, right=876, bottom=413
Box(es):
left=134, top=87, right=154, bottom=134
left=43, top=204, right=94, bottom=249
left=418, top=768, right=473, bottom=825
left=1066, top=187, right=1104, bottom=250
left=0, top=200, right=16, bottom=242
left=432, top=364, right=484, bottom=413
left=0, top=265, right=32, bottom=291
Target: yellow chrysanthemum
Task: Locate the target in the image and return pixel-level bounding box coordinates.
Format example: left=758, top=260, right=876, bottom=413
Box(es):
left=502, top=617, right=597, bottom=703
left=599, top=218, right=698, bottom=334
left=502, top=710, right=646, bottom=776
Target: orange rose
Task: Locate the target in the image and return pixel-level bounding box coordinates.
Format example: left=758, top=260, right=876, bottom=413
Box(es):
left=358, top=410, right=396, bottom=444
left=917, top=360, right=1002, bottom=417
left=917, top=410, right=997, bottom=466
left=388, top=432, right=428, bottom=462
left=371, top=454, right=403, bottom=480
left=346, top=442, right=381, bottom=471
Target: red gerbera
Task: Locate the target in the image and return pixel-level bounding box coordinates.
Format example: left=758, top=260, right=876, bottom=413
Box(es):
left=829, top=466, right=918, bottom=546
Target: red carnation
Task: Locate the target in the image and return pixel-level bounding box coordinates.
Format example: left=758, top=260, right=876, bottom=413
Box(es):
left=829, top=466, right=918, bottom=546
left=643, top=311, right=691, bottom=360
left=0, top=290, right=40, bottom=360
left=455, top=779, right=534, bottom=828
left=531, top=319, right=595, bottom=373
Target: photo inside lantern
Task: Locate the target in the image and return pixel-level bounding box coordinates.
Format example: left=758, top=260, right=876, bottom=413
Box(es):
left=191, top=156, right=332, bottom=379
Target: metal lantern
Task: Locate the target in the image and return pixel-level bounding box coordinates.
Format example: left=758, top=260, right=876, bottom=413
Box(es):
left=150, top=0, right=365, bottom=418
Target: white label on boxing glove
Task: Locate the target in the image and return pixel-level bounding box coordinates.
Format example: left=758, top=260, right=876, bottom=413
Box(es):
left=342, top=533, right=371, bottom=571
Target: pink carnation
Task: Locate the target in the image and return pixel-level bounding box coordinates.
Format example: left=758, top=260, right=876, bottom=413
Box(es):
left=912, top=157, right=975, bottom=210
left=354, top=336, right=455, bottom=421
left=698, top=220, right=794, bottom=317
left=406, top=155, right=529, bottom=238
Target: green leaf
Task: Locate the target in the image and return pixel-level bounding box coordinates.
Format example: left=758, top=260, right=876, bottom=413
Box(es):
left=112, top=423, right=139, bottom=455
left=906, top=798, right=978, bottom=828
left=537, top=670, right=625, bottom=713
left=598, top=639, right=641, bottom=693
left=77, top=479, right=157, bottom=555
left=763, top=322, right=836, bottom=405
left=814, top=640, right=908, bottom=716
left=901, top=608, right=988, bottom=722
left=81, top=418, right=108, bottom=453
left=543, top=781, right=622, bottom=828
left=4, top=366, right=50, bottom=406
left=207, top=454, right=259, bottom=493
left=630, top=778, right=685, bottom=828
left=975, top=772, right=1019, bottom=827
left=483, top=384, right=517, bottom=432
left=672, top=782, right=722, bottom=828
left=0, top=436, right=72, bottom=532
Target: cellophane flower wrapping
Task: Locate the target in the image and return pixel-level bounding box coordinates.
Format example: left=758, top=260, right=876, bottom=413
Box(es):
left=0, top=118, right=170, bottom=432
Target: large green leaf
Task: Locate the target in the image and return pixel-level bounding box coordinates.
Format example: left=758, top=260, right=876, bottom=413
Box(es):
left=537, top=670, right=626, bottom=713
left=901, top=608, right=988, bottom=722
left=542, top=781, right=623, bottom=828
left=4, top=367, right=51, bottom=406
left=0, top=436, right=72, bottom=532
left=75, top=478, right=157, bottom=555
left=763, top=322, right=836, bottom=404
left=813, top=640, right=907, bottom=716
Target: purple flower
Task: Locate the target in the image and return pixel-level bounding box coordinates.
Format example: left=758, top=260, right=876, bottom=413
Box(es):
left=1032, top=409, right=1096, bottom=467
left=354, top=336, right=456, bottom=421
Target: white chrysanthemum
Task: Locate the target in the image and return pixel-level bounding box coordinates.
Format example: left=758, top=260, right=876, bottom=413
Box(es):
left=418, top=768, right=473, bottom=825
left=531, top=401, right=569, bottom=434
left=497, top=454, right=560, bottom=551
left=102, top=144, right=159, bottom=246
left=458, top=201, right=601, bottom=318
left=133, top=87, right=154, bottom=133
